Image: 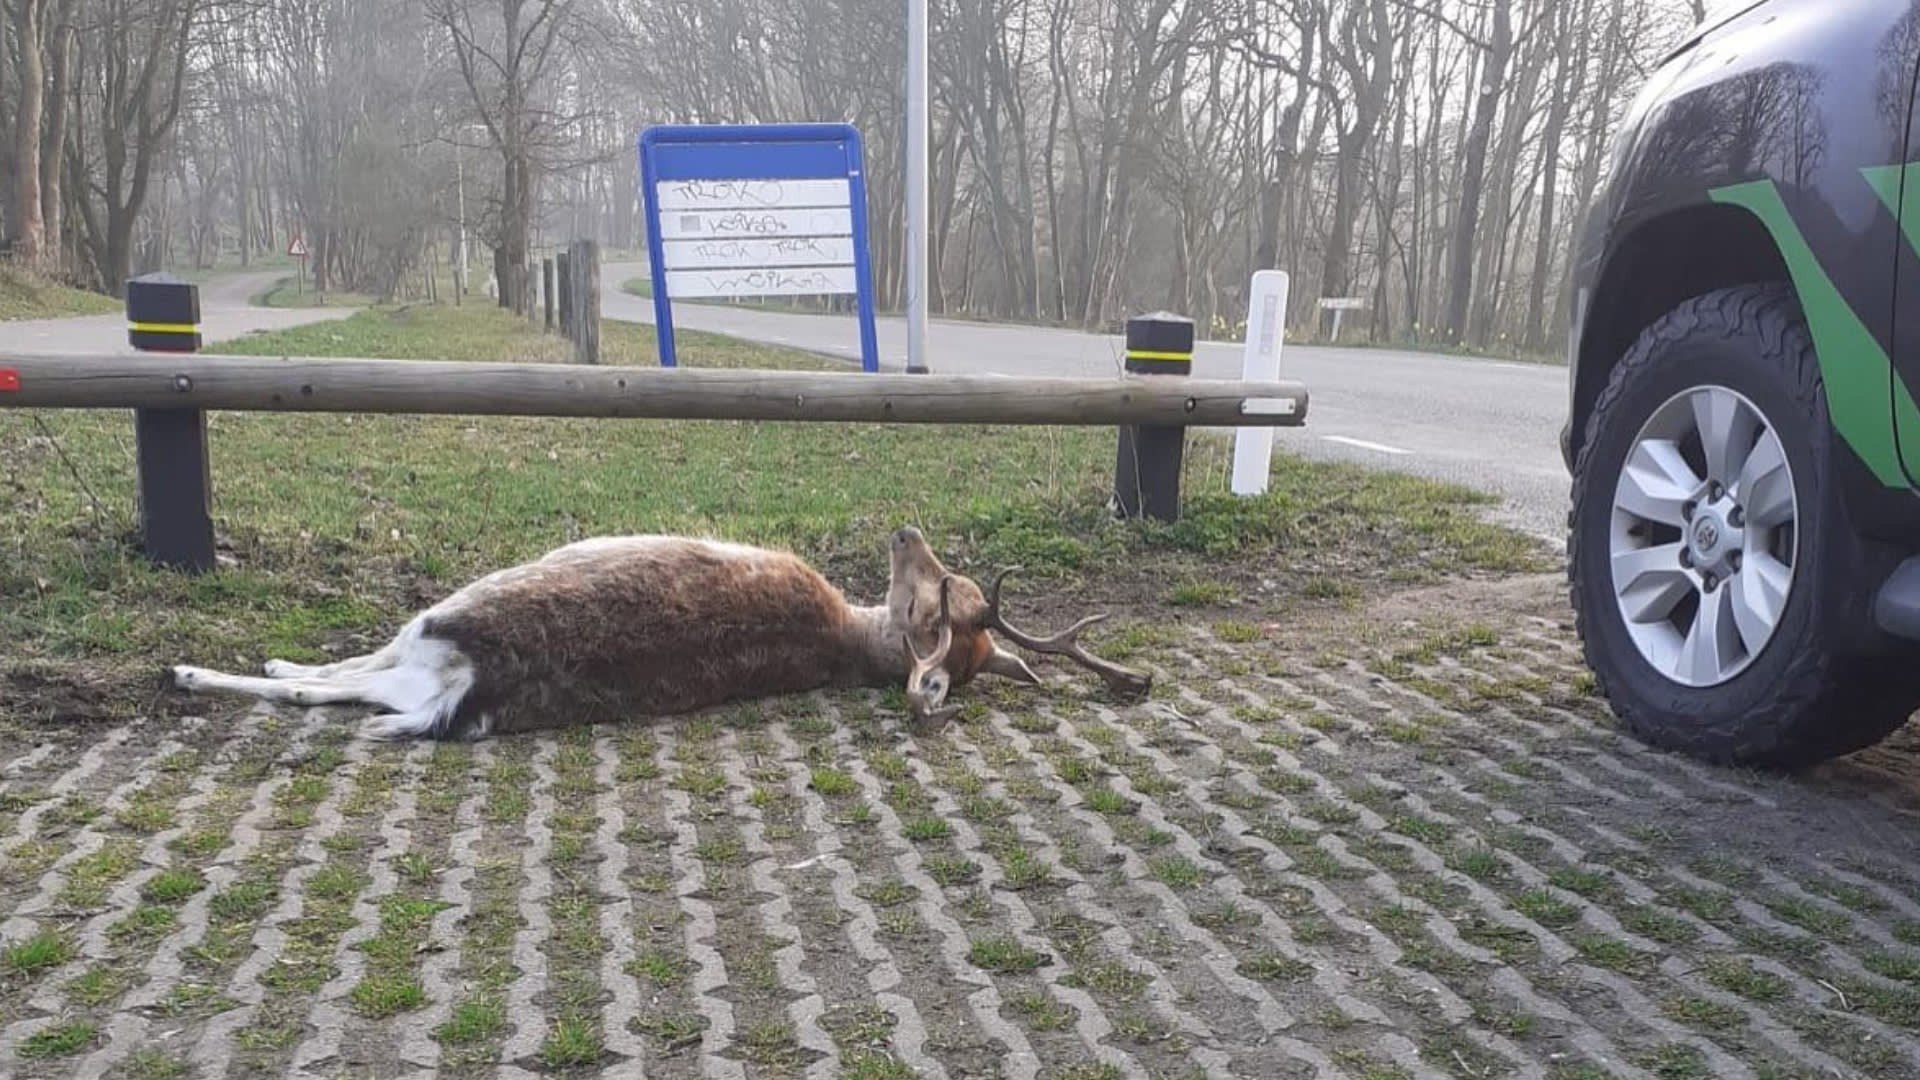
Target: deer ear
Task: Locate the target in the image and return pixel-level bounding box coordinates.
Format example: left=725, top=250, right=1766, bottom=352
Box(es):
left=981, top=644, right=1042, bottom=685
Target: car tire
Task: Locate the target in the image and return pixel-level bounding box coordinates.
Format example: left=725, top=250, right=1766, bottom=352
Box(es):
left=1569, top=282, right=1920, bottom=768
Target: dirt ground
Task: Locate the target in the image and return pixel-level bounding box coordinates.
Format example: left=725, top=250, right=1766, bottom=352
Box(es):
left=6, top=571, right=1920, bottom=1080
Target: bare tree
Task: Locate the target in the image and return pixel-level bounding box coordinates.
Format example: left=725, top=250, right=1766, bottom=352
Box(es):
left=427, top=0, right=598, bottom=314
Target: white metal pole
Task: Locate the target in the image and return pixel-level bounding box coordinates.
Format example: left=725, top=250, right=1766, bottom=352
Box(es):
left=906, top=0, right=930, bottom=373
left=1232, top=270, right=1291, bottom=496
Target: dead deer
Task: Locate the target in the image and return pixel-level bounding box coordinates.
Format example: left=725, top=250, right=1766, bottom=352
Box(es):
left=168, top=526, right=1150, bottom=740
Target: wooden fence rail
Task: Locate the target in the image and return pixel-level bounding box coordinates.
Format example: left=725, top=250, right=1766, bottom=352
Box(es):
left=0, top=353, right=1308, bottom=427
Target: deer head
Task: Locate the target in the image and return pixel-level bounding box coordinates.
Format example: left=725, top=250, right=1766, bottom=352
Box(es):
left=885, top=526, right=1152, bottom=730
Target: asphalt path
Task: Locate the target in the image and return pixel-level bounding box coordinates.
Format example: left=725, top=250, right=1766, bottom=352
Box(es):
left=601, top=262, right=1573, bottom=544
left=1, top=271, right=354, bottom=356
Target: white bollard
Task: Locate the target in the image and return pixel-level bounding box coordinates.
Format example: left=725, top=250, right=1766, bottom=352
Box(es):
left=1232, top=270, right=1291, bottom=496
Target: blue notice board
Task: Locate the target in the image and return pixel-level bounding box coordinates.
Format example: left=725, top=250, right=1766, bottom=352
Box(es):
left=637, top=123, right=881, bottom=372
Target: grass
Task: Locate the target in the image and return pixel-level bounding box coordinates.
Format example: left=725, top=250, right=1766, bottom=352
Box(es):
left=19, top=1019, right=97, bottom=1058
left=0, top=261, right=120, bottom=319
left=3, top=298, right=1546, bottom=731
left=968, top=935, right=1050, bottom=972
left=0, top=263, right=120, bottom=320
left=4, top=930, right=72, bottom=974
left=249, top=275, right=378, bottom=309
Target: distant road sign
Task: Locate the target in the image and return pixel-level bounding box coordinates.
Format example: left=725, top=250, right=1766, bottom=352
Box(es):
left=288, top=234, right=308, bottom=258
left=638, top=124, right=879, bottom=371
left=1317, top=296, right=1364, bottom=343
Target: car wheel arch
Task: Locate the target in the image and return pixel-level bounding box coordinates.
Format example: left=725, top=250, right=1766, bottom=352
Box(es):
left=1573, top=202, right=1793, bottom=468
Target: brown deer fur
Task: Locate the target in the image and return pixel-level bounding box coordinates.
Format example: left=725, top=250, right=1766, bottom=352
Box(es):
left=168, top=527, right=1146, bottom=740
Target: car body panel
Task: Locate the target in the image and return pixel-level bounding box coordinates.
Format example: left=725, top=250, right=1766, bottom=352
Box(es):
left=1566, top=1, right=1920, bottom=526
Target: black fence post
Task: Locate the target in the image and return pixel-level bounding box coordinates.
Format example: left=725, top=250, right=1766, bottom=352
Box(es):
left=556, top=251, right=572, bottom=340
left=1113, top=311, right=1193, bottom=523
left=127, top=273, right=216, bottom=573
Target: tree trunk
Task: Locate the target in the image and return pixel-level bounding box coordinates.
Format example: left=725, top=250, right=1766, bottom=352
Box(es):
left=1440, top=0, right=1512, bottom=345
left=1526, top=2, right=1585, bottom=350
left=12, top=0, right=49, bottom=264
left=499, top=149, right=531, bottom=312
left=40, top=15, right=74, bottom=269
left=1321, top=132, right=1365, bottom=328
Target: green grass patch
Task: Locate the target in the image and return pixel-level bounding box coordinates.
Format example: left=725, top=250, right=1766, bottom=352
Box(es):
left=1661, top=995, right=1747, bottom=1033
left=250, top=276, right=377, bottom=309
left=1237, top=951, right=1315, bottom=982
left=1572, top=933, right=1655, bottom=974
left=809, top=767, right=858, bottom=798
left=436, top=996, right=507, bottom=1046
left=1150, top=855, right=1207, bottom=890
left=349, top=893, right=447, bottom=1018
left=1633, top=1042, right=1711, bottom=1080
left=142, top=867, right=208, bottom=904
left=541, top=1016, right=603, bottom=1068
left=969, top=935, right=1050, bottom=973
left=0, top=264, right=120, bottom=320
left=1512, top=888, right=1581, bottom=929
left=19, top=1019, right=97, bottom=1058
left=902, top=816, right=951, bottom=842
left=4, top=929, right=72, bottom=974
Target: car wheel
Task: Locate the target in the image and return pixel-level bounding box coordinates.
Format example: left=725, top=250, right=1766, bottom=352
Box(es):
left=1569, top=283, right=1920, bottom=768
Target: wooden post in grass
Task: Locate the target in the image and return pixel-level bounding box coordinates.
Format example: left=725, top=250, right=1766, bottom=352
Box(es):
left=556, top=251, right=572, bottom=340
left=126, top=273, right=216, bottom=573
left=570, top=239, right=600, bottom=365
left=543, top=258, right=555, bottom=332
left=1113, top=311, right=1193, bottom=523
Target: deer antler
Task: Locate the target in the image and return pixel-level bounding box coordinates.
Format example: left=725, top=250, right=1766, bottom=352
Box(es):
left=985, top=567, right=1153, bottom=697
left=904, top=574, right=962, bottom=730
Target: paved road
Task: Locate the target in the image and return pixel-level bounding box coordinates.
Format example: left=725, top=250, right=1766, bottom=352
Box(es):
left=1, top=271, right=354, bottom=355
left=601, top=263, right=1572, bottom=543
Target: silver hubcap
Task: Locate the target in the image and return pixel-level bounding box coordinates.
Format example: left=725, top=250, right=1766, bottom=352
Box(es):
left=1609, top=385, right=1799, bottom=688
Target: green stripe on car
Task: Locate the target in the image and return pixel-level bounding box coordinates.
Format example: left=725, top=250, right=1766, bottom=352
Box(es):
left=1708, top=176, right=1920, bottom=487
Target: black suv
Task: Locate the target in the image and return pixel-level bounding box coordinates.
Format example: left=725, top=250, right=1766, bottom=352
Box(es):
left=1564, top=1, right=1920, bottom=768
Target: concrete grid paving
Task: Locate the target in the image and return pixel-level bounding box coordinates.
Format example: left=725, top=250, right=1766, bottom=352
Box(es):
left=6, top=579, right=1920, bottom=1079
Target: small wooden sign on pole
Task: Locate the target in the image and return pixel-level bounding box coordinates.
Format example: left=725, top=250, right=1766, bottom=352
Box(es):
left=1317, top=296, right=1365, bottom=342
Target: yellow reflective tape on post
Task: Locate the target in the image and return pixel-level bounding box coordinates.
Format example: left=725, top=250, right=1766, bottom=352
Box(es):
left=129, top=322, right=200, bottom=334
left=1124, top=350, right=1192, bottom=363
